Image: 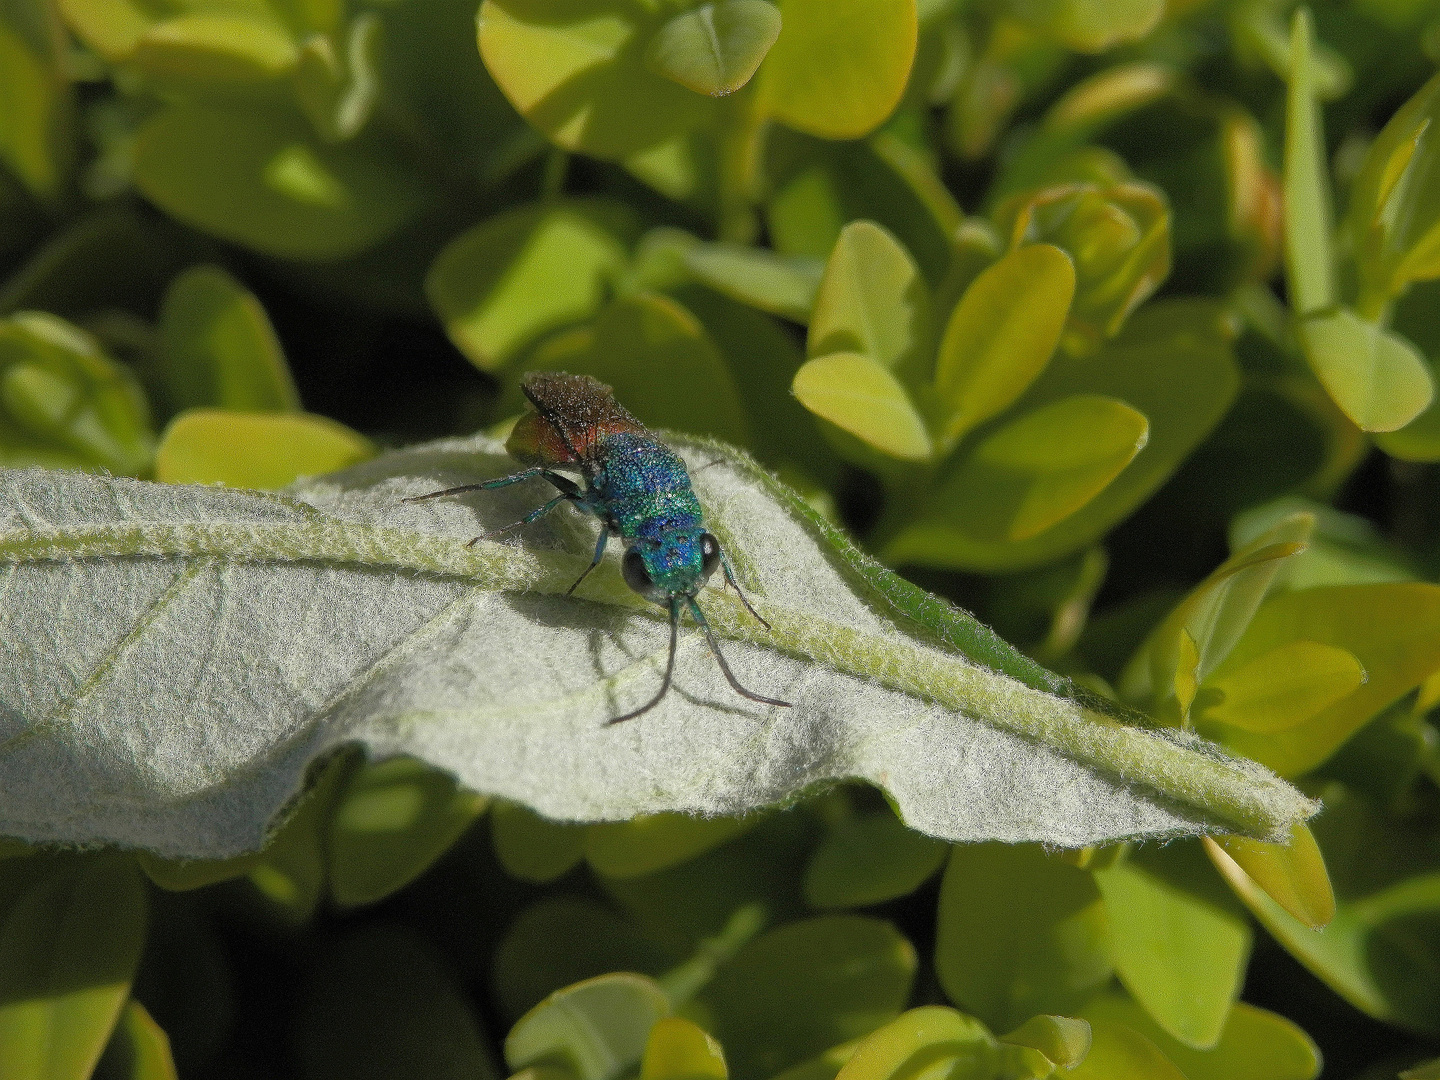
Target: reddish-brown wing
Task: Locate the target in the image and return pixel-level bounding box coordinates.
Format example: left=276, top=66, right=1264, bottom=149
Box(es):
left=507, top=372, right=647, bottom=467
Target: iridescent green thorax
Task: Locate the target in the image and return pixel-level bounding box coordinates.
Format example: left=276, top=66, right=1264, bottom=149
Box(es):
left=590, top=431, right=707, bottom=596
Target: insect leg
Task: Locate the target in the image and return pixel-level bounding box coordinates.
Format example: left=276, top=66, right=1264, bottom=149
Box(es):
left=566, top=530, right=610, bottom=596
left=465, top=492, right=574, bottom=547
left=403, top=468, right=546, bottom=502
left=607, top=597, right=680, bottom=725
left=720, top=555, right=772, bottom=631
left=687, top=598, right=791, bottom=709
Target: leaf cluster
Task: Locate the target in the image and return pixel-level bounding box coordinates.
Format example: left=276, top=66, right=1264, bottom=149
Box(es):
left=2, top=0, right=1440, bottom=1077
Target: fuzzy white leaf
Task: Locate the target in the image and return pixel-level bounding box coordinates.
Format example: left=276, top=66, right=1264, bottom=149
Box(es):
left=0, top=436, right=1316, bottom=858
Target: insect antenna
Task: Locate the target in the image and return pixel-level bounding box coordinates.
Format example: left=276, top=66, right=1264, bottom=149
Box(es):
left=721, top=558, right=772, bottom=631
left=607, top=597, right=681, bottom=725
left=687, top=598, right=791, bottom=709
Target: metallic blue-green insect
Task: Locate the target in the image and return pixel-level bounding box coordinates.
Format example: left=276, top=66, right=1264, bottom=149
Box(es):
left=406, top=371, right=791, bottom=724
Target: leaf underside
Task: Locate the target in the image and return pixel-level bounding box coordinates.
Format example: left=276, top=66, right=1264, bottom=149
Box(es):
left=0, top=436, right=1316, bottom=858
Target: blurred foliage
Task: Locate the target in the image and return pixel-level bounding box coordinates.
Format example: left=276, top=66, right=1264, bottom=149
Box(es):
left=2, top=0, right=1440, bottom=1076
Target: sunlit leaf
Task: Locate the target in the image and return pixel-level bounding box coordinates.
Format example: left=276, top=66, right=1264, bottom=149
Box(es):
left=933, top=243, right=1074, bottom=448
left=640, top=1017, right=727, bottom=1080
left=803, top=807, right=947, bottom=909
left=507, top=973, right=670, bottom=1080
left=792, top=352, right=933, bottom=461
left=153, top=409, right=374, bottom=489
left=129, top=13, right=299, bottom=90
left=0, top=857, right=148, bottom=1080
left=808, top=221, right=931, bottom=380
left=755, top=0, right=917, bottom=140
left=93, top=1001, right=179, bottom=1080
left=1093, top=843, right=1251, bottom=1049
left=1062, top=1016, right=1184, bottom=1080
left=478, top=0, right=714, bottom=161
left=427, top=202, right=631, bottom=372
left=1006, top=0, right=1164, bottom=53
left=833, top=1007, right=996, bottom=1080
left=1080, top=994, right=1319, bottom=1080
left=646, top=1, right=781, bottom=97
left=1282, top=8, right=1334, bottom=316
left=1196, top=640, right=1365, bottom=735
left=935, top=844, right=1111, bottom=1032
left=1204, top=823, right=1335, bottom=931
left=1298, top=308, right=1433, bottom=433
left=156, top=265, right=299, bottom=416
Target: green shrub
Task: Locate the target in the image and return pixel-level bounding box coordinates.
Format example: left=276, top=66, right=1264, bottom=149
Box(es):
left=1, top=0, right=1439, bottom=1077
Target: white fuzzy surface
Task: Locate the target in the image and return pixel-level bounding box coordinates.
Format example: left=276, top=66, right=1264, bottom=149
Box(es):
left=0, top=436, right=1316, bottom=858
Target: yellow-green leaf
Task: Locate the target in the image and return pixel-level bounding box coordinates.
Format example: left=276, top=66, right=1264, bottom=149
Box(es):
left=154, top=409, right=374, bottom=489
left=792, top=352, right=933, bottom=461
left=1198, top=640, right=1365, bottom=735
left=1299, top=308, right=1433, bottom=433
left=754, top=0, right=917, bottom=140
left=1204, top=823, right=1335, bottom=930
left=93, top=1001, right=179, bottom=1080
left=1282, top=8, right=1335, bottom=316
left=640, top=1017, right=727, bottom=1080
left=808, top=221, right=930, bottom=380
left=646, top=1, right=781, bottom=97
left=934, top=243, right=1074, bottom=448
left=129, top=14, right=299, bottom=88
left=833, top=1007, right=995, bottom=1080
left=586, top=814, right=751, bottom=879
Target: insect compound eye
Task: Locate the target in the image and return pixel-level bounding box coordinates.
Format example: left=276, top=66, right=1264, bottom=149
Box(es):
left=622, top=547, right=667, bottom=604
left=700, top=533, right=722, bottom=580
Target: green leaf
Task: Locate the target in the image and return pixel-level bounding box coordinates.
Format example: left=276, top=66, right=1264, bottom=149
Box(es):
left=1007, top=0, right=1165, bottom=53
left=1282, top=7, right=1335, bottom=317
left=0, top=312, right=155, bottom=475
left=491, top=801, right=586, bottom=883
left=999, top=1015, right=1091, bottom=1070
left=703, top=916, right=915, bottom=1080
left=478, top=0, right=714, bottom=161
left=682, top=243, right=821, bottom=324
left=1298, top=308, right=1434, bottom=433
left=646, top=1, right=781, bottom=97
left=754, top=0, right=917, bottom=139
left=1347, top=72, right=1440, bottom=303
left=492, top=897, right=670, bottom=1024
left=294, top=12, right=382, bottom=143
left=428, top=202, right=631, bottom=373
left=1093, top=844, right=1251, bottom=1049
left=884, top=299, right=1238, bottom=571
left=935, top=843, right=1111, bottom=1032
left=792, top=352, right=933, bottom=461
left=808, top=221, right=931, bottom=380
left=934, top=243, right=1075, bottom=448
left=1063, top=1017, right=1184, bottom=1080
left=919, top=394, right=1149, bottom=543
left=1204, top=823, right=1335, bottom=932
left=1210, top=784, right=1440, bottom=1035
left=1403, top=1059, right=1440, bottom=1080
left=0, top=857, right=148, bottom=1080
left=640, top=1018, right=727, bottom=1080
left=297, top=926, right=498, bottom=1080
left=327, top=756, right=488, bottom=907
left=506, top=973, right=671, bottom=1080
left=1199, top=583, right=1440, bottom=776
left=1080, top=994, right=1319, bottom=1080
left=832, top=1007, right=997, bottom=1080
left=587, top=814, right=753, bottom=879
left=128, top=13, right=299, bottom=90
left=520, top=293, right=750, bottom=446
left=1377, top=355, right=1440, bottom=460
left=156, top=265, right=300, bottom=416
left=803, top=806, right=947, bottom=909
left=136, top=850, right=263, bottom=892
left=1196, top=640, right=1365, bottom=735
left=153, top=409, right=374, bottom=489
left=0, top=7, right=70, bottom=200
left=133, top=102, right=423, bottom=260
left=1120, top=512, right=1313, bottom=717
left=246, top=751, right=354, bottom=923
left=93, top=1001, right=179, bottom=1080
left=0, top=437, right=1319, bottom=857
